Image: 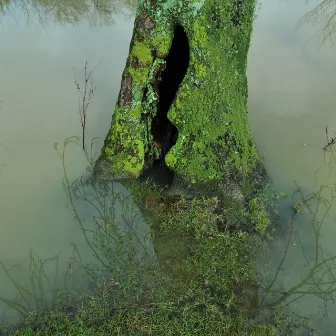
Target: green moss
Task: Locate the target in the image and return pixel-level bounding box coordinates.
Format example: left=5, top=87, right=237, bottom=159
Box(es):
left=193, top=61, right=207, bottom=78
left=151, top=34, right=171, bottom=58
left=100, top=106, right=146, bottom=179
left=190, top=21, right=208, bottom=56
left=130, top=105, right=142, bottom=119
left=103, top=146, right=114, bottom=157
left=128, top=66, right=149, bottom=85
left=156, top=0, right=261, bottom=185
left=130, top=40, right=152, bottom=65
left=165, top=149, right=177, bottom=168
left=127, top=40, right=153, bottom=86
left=97, top=0, right=261, bottom=186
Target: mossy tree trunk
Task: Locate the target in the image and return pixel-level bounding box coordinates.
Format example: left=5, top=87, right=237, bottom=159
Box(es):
left=94, top=0, right=265, bottom=197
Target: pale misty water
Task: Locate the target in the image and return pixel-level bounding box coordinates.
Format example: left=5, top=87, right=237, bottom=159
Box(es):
left=249, top=0, right=336, bottom=333
left=0, top=3, right=154, bottom=320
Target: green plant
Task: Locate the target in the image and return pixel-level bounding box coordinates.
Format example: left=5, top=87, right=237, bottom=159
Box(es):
left=0, top=252, right=64, bottom=318
left=73, top=61, right=99, bottom=151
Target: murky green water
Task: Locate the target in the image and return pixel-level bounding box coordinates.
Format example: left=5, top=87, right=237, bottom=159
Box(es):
left=249, top=0, right=336, bottom=333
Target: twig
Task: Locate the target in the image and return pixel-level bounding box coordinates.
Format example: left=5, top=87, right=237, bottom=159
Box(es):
left=323, top=125, right=336, bottom=150
left=73, top=61, right=99, bottom=150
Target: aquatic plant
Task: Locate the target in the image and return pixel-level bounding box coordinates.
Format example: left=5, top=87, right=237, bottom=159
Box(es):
left=0, top=135, right=154, bottom=322
left=73, top=61, right=99, bottom=151
left=0, top=138, right=322, bottom=334
left=0, top=252, right=63, bottom=319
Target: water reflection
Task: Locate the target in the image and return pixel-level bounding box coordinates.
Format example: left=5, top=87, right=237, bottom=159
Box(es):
left=0, top=1, right=137, bottom=320
left=0, top=135, right=155, bottom=320
left=298, top=0, right=336, bottom=47
left=249, top=0, right=336, bottom=333
left=255, top=180, right=336, bottom=335
left=0, top=0, right=137, bottom=26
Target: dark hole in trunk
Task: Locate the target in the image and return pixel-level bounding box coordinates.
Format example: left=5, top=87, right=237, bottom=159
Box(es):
left=140, top=25, right=190, bottom=186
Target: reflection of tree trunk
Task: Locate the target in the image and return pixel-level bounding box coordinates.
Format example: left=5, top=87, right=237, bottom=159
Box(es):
left=94, top=0, right=266, bottom=197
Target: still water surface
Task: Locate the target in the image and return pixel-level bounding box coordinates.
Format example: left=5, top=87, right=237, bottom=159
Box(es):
left=249, top=0, right=336, bottom=333
left=0, top=4, right=143, bottom=318
left=1, top=0, right=336, bottom=332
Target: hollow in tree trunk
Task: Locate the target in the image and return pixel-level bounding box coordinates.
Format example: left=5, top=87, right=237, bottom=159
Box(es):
left=94, top=0, right=266, bottom=198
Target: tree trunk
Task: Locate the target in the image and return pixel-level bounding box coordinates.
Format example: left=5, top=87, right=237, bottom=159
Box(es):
left=94, top=0, right=266, bottom=197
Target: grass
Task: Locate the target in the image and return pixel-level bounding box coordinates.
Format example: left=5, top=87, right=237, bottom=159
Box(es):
left=0, top=137, right=320, bottom=335
left=1, top=126, right=333, bottom=334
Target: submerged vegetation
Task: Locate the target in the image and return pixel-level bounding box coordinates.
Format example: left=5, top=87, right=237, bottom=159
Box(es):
left=0, top=135, right=313, bottom=335
left=3, top=133, right=334, bottom=334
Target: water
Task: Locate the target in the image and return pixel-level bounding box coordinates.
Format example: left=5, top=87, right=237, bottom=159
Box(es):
left=0, top=3, right=150, bottom=319
left=249, top=0, right=336, bottom=333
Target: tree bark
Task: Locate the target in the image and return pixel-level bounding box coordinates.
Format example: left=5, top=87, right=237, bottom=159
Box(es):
left=94, top=0, right=266, bottom=197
